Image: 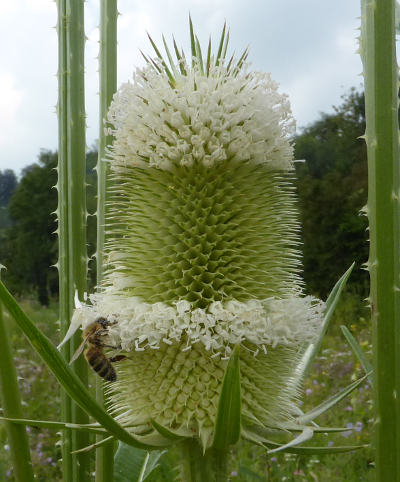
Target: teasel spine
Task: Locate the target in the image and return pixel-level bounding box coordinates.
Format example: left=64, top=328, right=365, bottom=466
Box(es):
left=56, top=0, right=90, bottom=480
left=95, top=1, right=118, bottom=480
left=360, top=0, right=400, bottom=479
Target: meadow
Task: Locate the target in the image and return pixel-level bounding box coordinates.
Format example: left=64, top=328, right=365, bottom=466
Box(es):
left=0, top=292, right=373, bottom=481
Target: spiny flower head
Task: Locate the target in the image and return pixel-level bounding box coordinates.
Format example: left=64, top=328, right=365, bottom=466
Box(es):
left=72, top=22, right=324, bottom=449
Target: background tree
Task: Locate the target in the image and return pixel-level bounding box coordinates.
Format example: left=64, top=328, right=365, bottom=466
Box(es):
left=0, top=149, right=98, bottom=305
left=0, top=169, right=18, bottom=229
left=295, top=88, right=368, bottom=298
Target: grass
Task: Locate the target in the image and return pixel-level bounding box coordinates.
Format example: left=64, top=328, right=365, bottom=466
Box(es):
left=0, top=299, right=62, bottom=481
left=0, top=292, right=373, bottom=481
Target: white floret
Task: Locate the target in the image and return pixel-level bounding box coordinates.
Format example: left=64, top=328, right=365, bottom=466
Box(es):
left=106, top=63, right=295, bottom=172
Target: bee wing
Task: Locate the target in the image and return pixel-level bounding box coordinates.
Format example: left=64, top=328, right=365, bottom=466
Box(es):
left=69, top=333, right=90, bottom=365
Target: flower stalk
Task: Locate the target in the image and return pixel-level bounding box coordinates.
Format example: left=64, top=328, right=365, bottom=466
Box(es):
left=56, top=0, right=90, bottom=480
left=96, top=0, right=118, bottom=480
left=360, top=0, right=400, bottom=479
left=56, top=0, right=74, bottom=478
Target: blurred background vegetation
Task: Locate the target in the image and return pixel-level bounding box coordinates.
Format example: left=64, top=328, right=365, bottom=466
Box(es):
left=0, top=88, right=373, bottom=480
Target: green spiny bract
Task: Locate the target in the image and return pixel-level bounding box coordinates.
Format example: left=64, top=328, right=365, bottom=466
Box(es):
left=72, top=24, right=324, bottom=449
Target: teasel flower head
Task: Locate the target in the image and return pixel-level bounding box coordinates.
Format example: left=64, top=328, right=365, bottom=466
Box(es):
left=71, top=23, right=324, bottom=449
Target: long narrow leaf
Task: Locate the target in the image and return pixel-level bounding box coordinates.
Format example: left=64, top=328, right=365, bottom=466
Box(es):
left=212, top=345, right=241, bottom=449
left=0, top=416, right=107, bottom=434
left=150, top=419, right=190, bottom=441
left=0, top=282, right=158, bottom=450
left=267, top=427, right=314, bottom=454
left=245, top=421, right=356, bottom=435
left=341, top=325, right=374, bottom=386
left=300, top=263, right=355, bottom=377
left=296, top=372, right=370, bottom=425
left=242, top=428, right=367, bottom=455
left=72, top=436, right=115, bottom=454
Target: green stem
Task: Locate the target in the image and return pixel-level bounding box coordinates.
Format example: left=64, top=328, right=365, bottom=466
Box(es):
left=180, top=440, right=229, bottom=482
left=57, top=0, right=90, bottom=480
left=0, top=283, right=34, bottom=481
left=66, top=1, right=90, bottom=480
left=56, top=1, right=74, bottom=480
left=360, top=0, right=400, bottom=480
left=95, top=1, right=118, bottom=481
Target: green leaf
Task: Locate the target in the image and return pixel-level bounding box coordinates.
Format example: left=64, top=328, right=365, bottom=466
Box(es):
left=341, top=325, right=374, bottom=386
left=274, top=444, right=369, bottom=455
left=72, top=435, right=114, bottom=454
left=296, top=371, right=371, bottom=425
left=242, top=428, right=368, bottom=455
left=150, top=419, right=191, bottom=441
left=0, top=281, right=158, bottom=450
left=212, top=345, right=241, bottom=449
left=114, top=443, right=165, bottom=482
left=0, top=416, right=107, bottom=433
left=267, top=427, right=314, bottom=454
left=141, top=450, right=167, bottom=481
left=245, top=421, right=356, bottom=435
left=300, top=263, right=355, bottom=377
left=277, top=423, right=357, bottom=434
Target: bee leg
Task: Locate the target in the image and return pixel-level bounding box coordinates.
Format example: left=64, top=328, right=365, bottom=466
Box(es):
left=109, top=355, right=126, bottom=363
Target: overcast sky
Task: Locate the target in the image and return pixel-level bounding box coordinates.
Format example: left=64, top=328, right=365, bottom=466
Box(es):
left=0, top=0, right=362, bottom=175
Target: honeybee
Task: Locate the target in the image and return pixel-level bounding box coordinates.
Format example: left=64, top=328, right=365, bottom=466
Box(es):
left=69, top=317, right=125, bottom=382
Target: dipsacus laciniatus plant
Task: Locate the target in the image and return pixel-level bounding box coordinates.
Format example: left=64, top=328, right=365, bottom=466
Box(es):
left=71, top=29, right=324, bottom=449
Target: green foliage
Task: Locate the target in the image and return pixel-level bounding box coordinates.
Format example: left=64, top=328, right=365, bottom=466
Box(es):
left=0, top=169, right=17, bottom=230
left=0, top=151, right=58, bottom=305
left=114, top=444, right=165, bottom=482
left=0, top=300, right=62, bottom=481
left=295, top=89, right=368, bottom=298
left=0, top=150, right=98, bottom=305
